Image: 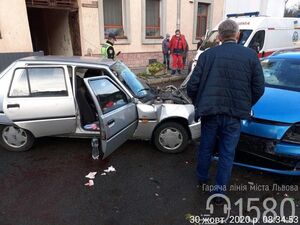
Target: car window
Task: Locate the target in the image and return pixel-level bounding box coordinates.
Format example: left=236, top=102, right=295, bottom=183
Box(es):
left=238, top=29, right=253, bottom=45
left=9, top=67, right=68, bottom=97
left=111, top=62, right=149, bottom=98
left=262, top=58, right=300, bottom=90
left=28, top=68, right=67, bottom=97
left=200, top=29, right=252, bottom=50
left=9, top=69, right=30, bottom=97
left=89, top=78, right=128, bottom=114
left=249, top=30, right=265, bottom=52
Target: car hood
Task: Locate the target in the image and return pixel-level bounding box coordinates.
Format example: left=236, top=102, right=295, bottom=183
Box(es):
left=252, top=87, right=300, bottom=124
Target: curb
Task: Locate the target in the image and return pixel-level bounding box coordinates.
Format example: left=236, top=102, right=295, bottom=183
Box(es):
left=140, top=74, right=187, bottom=85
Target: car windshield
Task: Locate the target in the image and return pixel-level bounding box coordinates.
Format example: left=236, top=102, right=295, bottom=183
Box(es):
left=111, top=61, right=149, bottom=98
left=200, top=29, right=252, bottom=50
left=262, top=58, right=300, bottom=91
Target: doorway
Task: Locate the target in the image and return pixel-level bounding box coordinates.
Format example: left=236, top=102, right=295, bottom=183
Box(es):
left=26, top=0, right=81, bottom=56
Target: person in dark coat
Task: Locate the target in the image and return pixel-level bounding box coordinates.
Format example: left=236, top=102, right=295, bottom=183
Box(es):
left=187, top=19, right=265, bottom=196
left=162, top=33, right=171, bottom=70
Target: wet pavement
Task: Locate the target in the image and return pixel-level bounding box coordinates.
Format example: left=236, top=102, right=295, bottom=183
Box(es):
left=1, top=137, right=300, bottom=225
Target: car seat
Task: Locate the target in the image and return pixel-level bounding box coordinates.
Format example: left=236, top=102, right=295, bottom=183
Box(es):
left=75, top=76, right=97, bottom=125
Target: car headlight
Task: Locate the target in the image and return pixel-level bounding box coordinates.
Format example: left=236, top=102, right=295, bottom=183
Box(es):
left=282, top=124, right=300, bottom=144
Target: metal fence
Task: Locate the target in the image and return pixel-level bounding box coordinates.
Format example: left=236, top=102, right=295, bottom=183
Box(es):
left=0, top=51, right=44, bottom=73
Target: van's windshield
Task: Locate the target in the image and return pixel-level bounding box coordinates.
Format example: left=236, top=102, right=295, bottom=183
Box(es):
left=200, top=29, right=253, bottom=50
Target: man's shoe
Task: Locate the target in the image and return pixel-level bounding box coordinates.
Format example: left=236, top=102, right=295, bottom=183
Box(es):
left=177, top=69, right=181, bottom=75
left=171, top=70, right=176, bottom=75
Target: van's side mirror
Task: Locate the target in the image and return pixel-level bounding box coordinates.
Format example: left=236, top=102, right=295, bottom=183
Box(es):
left=251, top=42, right=260, bottom=54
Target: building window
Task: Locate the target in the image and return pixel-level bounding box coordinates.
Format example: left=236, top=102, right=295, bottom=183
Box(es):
left=145, top=0, right=161, bottom=39
left=99, top=0, right=130, bottom=44
left=142, top=0, right=166, bottom=44
left=196, top=3, right=209, bottom=39
left=103, top=0, right=124, bottom=38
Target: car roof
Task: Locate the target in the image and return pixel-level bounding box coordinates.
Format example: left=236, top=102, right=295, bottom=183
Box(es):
left=269, top=49, right=300, bottom=59
left=17, top=55, right=116, bottom=67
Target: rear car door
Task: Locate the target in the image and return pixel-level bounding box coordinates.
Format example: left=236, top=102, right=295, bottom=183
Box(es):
left=84, top=76, right=138, bottom=158
left=3, top=65, right=76, bottom=137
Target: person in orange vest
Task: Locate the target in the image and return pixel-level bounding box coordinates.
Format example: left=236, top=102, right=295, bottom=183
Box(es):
left=169, top=29, right=187, bottom=75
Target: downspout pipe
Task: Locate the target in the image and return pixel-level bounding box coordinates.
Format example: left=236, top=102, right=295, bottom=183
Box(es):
left=177, top=0, right=181, bottom=30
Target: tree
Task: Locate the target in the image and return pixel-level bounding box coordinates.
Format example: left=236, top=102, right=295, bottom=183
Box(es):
left=284, top=0, right=300, bottom=17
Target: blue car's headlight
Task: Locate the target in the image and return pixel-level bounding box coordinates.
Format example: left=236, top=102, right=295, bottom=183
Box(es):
left=282, top=124, right=300, bottom=144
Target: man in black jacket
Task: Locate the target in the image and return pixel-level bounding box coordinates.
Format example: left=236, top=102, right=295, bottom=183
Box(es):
left=187, top=19, right=264, bottom=194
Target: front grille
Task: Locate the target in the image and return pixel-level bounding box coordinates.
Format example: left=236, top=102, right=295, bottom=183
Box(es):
left=236, top=134, right=300, bottom=169
left=238, top=134, right=277, bottom=155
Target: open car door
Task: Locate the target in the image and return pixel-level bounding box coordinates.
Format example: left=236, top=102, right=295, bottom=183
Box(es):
left=84, top=76, right=138, bottom=158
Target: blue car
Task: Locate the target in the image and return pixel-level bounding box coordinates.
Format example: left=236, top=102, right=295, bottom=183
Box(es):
left=235, top=49, right=300, bottom=175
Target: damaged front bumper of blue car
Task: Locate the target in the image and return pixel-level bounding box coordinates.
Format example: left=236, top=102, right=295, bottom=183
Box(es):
left=233, top=118, right=300, bottom=175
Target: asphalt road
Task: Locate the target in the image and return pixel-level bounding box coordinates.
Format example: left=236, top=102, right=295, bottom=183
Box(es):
left=1, top=137, right=300, bottom=225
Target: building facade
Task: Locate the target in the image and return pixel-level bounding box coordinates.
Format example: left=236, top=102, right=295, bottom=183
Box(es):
left=0, top=0, right=224, bottom=68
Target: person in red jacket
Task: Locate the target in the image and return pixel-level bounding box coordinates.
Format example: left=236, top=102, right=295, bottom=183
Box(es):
left=169, top=29, right=187, bottom=75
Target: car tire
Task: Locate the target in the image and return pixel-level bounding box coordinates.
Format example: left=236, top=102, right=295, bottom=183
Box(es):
left=0, top=126, right=35, bottom=152
left=153, top=122, right=189, bottom=153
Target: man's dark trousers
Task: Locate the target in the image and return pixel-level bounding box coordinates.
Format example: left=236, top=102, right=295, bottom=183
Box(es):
left=197, top=114, right=241, bottom=193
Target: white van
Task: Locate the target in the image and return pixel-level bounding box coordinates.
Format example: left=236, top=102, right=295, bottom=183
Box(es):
left=187, top=14, right=300, bottom=75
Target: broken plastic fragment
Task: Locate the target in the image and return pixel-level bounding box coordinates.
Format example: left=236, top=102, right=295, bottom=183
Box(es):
left=104, top=166, right=116, bottom=173
left=155, top=193, right=159, bottom=197
left=84, top=180, right=94, bottom=186
left=85, top=172, right=97, bottom=179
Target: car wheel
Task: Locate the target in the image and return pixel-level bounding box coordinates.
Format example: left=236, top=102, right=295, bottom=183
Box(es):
left=153, top=122, right=189, bottom=153
left=0, top=126, right=34, bottom=152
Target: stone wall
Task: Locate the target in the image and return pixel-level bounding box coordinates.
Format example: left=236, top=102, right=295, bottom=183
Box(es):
left=116, top=50, right=197, bottom=69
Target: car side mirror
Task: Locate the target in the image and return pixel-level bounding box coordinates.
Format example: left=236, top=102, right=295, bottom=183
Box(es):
left=131, top=98, right=139, bottom=104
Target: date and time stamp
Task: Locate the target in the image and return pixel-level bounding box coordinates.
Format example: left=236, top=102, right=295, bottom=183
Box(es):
left=186, top=191, right=299, bottom=224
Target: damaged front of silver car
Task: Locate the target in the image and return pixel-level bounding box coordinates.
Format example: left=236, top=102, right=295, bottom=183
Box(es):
left=111, top=61, right=201, bottom=153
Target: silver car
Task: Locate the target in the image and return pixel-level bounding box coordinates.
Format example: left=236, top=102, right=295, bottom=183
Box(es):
left=0, top=56, right=200, bottom=158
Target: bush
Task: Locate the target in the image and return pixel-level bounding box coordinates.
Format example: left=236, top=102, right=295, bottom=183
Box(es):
left=147, top=62, right=165, bottom=76
left=137, top=71, right=149, bottom=78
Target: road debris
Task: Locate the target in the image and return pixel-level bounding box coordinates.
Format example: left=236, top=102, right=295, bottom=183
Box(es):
left=104, top=166, right=116, bottom=173
left=101, top=173, right=107, bottom=176
left=84, top=180, right=94, bottom=187
left=85, top=172, right=97, bottom=179
left=149, top=177, right=160, bottom=185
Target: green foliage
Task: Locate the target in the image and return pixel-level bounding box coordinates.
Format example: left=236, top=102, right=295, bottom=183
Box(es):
left=147, top=62, right=165, bottom=76
left=137, top=71, right=149, bottom=78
